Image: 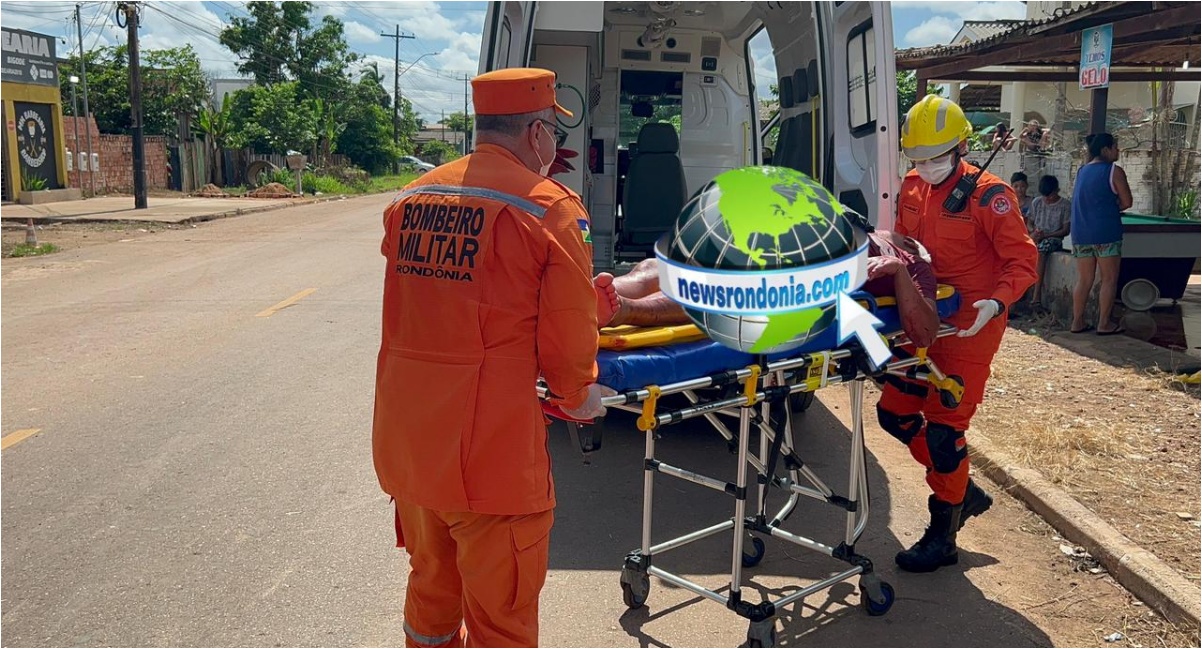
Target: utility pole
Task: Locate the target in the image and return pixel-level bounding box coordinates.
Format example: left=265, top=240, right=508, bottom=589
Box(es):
left=119, top=1, right=147, bottom=209
left=75, top=3, right=95, bottom=196
left=380, top=25, right=415, bottom=167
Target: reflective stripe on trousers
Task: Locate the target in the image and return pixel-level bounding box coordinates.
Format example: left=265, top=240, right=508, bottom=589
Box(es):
left=404, top=620, right=460, bottom=647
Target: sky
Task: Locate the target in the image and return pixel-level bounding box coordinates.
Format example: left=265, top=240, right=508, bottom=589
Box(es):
left=1, top=1, right=1028, bottom=124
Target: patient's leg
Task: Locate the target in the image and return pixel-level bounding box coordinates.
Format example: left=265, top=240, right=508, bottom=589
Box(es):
left=594, top=259, right=690, bottom=328
left=609, top=292, right=690, bottom=327
left=611, top=258, right=662, bottom=299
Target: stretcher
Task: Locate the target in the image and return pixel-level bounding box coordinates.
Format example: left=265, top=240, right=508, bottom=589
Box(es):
left=537, top=286, right=964, bottom=647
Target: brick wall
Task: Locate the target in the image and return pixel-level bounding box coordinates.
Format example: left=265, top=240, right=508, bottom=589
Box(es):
left=60, top=116, right=170, bottom=193
left=61, top=115, right=101, bottom=190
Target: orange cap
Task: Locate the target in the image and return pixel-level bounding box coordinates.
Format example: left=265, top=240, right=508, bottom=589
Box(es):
left=471, top=68, right=573, bottom=118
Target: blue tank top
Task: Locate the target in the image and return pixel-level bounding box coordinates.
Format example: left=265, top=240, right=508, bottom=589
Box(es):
left=1071, top=161, right=1123, bottom=245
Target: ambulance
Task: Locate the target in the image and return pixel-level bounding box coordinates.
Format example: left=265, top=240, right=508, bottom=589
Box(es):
left=477, top=1, right=898, bottom=272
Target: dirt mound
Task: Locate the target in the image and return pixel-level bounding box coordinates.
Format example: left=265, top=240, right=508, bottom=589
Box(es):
left=246, top=182, right=296, bottom=199
left=193, top=184, right=229, bottom=198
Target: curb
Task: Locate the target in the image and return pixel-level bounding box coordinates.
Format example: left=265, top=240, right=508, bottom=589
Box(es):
left=968, top=434, right=1202, bottom=630
left=1, top=190, right=397, bottom=226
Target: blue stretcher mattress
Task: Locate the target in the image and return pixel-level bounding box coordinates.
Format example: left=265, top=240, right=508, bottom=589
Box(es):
left=597, top=291, right=961, bottom=393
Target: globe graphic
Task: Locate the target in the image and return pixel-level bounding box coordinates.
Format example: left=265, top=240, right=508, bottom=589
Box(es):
left=656, top=166, right=865, bottom=355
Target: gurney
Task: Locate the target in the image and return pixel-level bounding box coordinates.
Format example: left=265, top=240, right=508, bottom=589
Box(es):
left=537, top=286, right=965, bottom=647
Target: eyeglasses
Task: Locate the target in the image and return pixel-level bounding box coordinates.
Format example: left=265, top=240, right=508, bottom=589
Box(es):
left=532, top=119, right=568, bottom=147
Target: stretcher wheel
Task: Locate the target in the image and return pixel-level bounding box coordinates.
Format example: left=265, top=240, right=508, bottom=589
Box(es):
left=741, top=537, right=766, bottom=568
left=620, top=571, right=650, bottom=609
left=939, top=375, right=965, bottom=410
left=746, top=620, right=776, bottom=647
left=789, top=390, right=815, bottom=414
left=861, top=580, right=895, bottom=616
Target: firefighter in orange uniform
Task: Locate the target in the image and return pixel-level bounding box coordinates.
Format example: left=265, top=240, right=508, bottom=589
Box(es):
left=881, top=95, right=1038, bottom=573
left=373, top=68, right=611, bottom=647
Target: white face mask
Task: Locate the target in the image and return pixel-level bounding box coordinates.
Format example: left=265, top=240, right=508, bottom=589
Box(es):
left=915, top=154, right=956, bottom=185
left=534, top=122, right=554, bottom=176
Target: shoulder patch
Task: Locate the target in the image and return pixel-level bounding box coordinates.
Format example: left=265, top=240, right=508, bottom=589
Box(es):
left=978, top=184, right=1016, bottom=215
left=977, top=184, right=1008, bottom=207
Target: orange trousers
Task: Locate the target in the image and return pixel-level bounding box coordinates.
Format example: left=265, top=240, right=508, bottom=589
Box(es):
left=394, top=499, right=554, bottom=648
left=876, top=354, right=990, bottom=504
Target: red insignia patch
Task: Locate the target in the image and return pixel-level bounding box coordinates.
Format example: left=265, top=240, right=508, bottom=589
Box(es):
left=990, top=195, right=1012, bottom=215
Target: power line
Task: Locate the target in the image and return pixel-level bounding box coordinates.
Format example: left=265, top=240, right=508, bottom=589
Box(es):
left=380, top=25, right=416, bottom=161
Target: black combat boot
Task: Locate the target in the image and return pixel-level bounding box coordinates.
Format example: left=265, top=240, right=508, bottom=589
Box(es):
left=958, top=479, right=993, bottom=531
left=896, top=496, right=962, bottom=573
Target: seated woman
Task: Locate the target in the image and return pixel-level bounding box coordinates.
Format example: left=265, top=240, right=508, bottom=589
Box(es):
left=594, top=230, right=941, bottom=348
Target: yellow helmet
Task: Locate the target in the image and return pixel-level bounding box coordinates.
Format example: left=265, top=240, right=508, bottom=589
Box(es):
left=900, top=95, right=972, bottom=161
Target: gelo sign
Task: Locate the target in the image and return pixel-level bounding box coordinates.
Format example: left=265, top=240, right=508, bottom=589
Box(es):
left=1079, top=24, right=1112, bottom=90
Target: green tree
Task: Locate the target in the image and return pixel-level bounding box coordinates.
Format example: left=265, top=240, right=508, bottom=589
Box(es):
left=142, top=46, right=212, bottom=137
left=896, top=70, right=943, bottom=123
left=419, top=140, right=458, bottom=164
left=194, top=93, right=234, bottom=184
left=219, top=1, right=358, bottom=101
left=227, top=82, right=318, bottom=154
left=440, top=111, right=473, bottom=133
left=336, top=70, right=402, bottom=174
left=57, top=45, right=209, bottom=138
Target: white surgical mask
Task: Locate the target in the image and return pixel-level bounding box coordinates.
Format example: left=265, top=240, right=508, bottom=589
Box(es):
left=915, top=155, right=956, bottom=185
left=535, top=123, right=554, bottom=176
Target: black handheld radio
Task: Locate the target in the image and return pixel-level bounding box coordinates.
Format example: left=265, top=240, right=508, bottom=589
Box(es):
left=941, top=138, right=1008, bottom=214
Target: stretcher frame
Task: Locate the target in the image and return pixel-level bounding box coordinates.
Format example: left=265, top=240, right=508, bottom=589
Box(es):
left=539, top=316, right=965, bottom=647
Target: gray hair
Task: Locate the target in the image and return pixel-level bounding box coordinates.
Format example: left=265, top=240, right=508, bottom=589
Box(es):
left=475, top=108, right=553, bottom=139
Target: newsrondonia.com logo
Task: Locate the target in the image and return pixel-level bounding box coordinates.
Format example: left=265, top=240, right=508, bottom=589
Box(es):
left=658, top=241, right=865, bottom=316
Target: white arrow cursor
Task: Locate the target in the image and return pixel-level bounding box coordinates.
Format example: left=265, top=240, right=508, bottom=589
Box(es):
left=836, top=292, right=893, bottom=370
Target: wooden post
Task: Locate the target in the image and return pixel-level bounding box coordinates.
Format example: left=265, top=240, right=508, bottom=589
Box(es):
left=916, top=74, right=929, bottom=99
left=1089, top=87, right=1109, bottom=135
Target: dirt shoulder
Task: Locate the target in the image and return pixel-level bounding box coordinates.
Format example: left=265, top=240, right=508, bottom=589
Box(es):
left=969, top=322, right=1201, bottom=585
left=1, top=221, right=186, bottom=258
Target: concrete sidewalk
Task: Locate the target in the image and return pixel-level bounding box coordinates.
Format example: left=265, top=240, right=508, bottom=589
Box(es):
left=0, top=195, right=309, bottom=224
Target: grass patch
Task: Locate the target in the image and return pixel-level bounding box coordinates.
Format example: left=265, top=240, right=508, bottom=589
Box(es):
left=7, top=243, right=60, bottom=258
left=363, top=174, right=419, bottom=194
left=221, top=173, right=418, bottom=197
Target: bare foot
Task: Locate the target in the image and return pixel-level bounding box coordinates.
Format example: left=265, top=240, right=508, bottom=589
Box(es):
left=594, top=273, right=620, bottom=327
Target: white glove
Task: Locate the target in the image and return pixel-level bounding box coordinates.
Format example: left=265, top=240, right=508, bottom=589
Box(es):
left=957, top=299, right=1001, bottom=337
left=561, top=384, right=617, bottom=420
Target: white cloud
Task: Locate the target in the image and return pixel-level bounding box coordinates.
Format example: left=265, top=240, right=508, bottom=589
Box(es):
left=343, top=21, right=382, bottom=44
left=894, top=1, right=1026, bottom=21
left=903, top=16, right=961, bottom=47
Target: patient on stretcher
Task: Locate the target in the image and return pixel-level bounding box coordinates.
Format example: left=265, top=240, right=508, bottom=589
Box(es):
left=594, top=230, right=941, bottom=348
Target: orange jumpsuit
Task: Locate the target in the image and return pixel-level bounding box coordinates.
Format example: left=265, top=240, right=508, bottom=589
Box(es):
left=374, top=143, right=599, bottom=647
left=880, top=161, right=1037, bottom=505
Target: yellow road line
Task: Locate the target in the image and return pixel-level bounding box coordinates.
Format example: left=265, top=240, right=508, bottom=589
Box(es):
left=2, top=428, right=43, bottom=451
left=256, top=288, right=317, bottom=318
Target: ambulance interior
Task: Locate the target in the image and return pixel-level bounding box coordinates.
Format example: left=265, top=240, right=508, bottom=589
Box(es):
left=479, top=1, right=896, bottom=272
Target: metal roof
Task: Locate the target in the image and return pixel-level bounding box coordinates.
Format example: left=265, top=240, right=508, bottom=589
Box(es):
left=957, top=20, right=1028, bottom=43
left=895, top=1, right=1199, bottom=72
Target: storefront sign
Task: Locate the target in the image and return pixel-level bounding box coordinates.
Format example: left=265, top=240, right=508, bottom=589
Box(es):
left=13, top=102, right=60, bottom=189
left=1079, top=23, right=1113, bottom=90
left=2, top=27, right=59, bottom=87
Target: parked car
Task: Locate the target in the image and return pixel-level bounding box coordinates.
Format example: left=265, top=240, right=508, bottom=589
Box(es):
left=399, top=156, right=436, bottom=174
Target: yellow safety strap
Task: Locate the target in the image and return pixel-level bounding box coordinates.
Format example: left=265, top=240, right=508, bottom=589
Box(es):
left=744, top=365, right=761, bottom=406
left=638, top=386, right=661, bottom=432
left=805, top=351, right=831, bottom=392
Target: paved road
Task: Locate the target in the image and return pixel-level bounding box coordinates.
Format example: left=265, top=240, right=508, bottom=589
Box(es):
left=2, top=196, right=1154, bottom=647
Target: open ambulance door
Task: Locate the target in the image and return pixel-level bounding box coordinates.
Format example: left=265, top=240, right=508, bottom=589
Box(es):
left=476, top=2, right=539, bottom=152
left=825, top=1, right=899, bottom=231
left=480, top=2, right=538, bottom=74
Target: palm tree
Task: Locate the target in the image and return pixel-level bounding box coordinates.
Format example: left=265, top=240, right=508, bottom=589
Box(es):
left=194, top=93, right=233, bottom=186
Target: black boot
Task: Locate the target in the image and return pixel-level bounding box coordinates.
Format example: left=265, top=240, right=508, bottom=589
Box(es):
left=958, top=479, right=993, bottom=531
left=896, top=496, right=962, bottom=573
